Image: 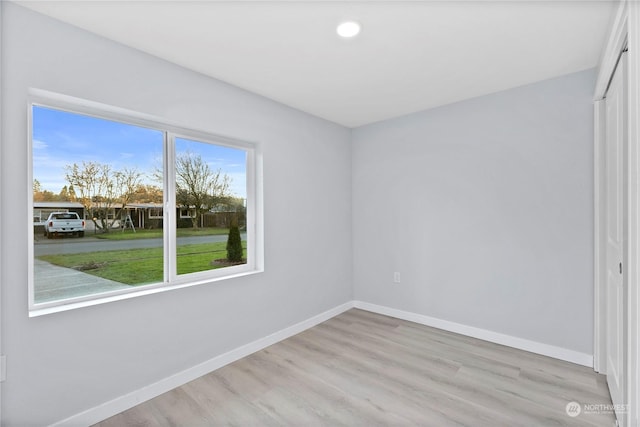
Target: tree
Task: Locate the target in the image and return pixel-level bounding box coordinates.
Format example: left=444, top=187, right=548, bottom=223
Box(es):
left=130, top=184, right=163, bottom=204
left=57, top=184, right=77, bottom=202
left=64, top=162, right=142, bottom=232
left=226, top=196, right=246, bottom=214
left=175, top=152, right=231, bottom=228
left=115, top=167, right=143, bottom=211
left=68, top=184, right=77, bottom=201
left=33, top=179, right=61, bottom=202
left=33, top=179, right=42, bottom=194
left=226, top=216, right=243, bottom=262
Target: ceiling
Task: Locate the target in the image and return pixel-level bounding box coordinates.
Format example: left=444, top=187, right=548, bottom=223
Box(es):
left=17, top=1, right=615, bottom=128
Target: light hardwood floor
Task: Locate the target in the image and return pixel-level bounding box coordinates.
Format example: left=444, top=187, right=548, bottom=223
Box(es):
left=95, top=309, right=615, bottom=426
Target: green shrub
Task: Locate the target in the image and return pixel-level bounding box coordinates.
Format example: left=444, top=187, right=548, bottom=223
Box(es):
left=226, top=216, right=243, bottom=262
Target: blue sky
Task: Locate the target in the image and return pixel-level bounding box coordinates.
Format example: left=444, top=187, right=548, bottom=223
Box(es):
left=32, top=106, right=247, bottom=199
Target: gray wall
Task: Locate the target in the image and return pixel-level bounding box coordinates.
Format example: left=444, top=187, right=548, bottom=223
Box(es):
left=1, top=4, right=352, bottom=425
left=1, top=3, right=598, bottom=425
left=352, top=69, right=595, bottom=355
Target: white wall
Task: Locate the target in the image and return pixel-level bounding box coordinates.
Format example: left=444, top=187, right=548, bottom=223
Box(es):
left=0, top=4, right=352, bottom=425
left=352, top=69, right=596, bottom=356
left=1, top=3, right=600, bottom=424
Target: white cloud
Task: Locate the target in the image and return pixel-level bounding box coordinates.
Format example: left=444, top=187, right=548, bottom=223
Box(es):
left=33, top=139, right=48, bottom=150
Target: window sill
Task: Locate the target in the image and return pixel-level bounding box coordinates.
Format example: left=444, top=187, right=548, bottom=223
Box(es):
left=28, top=268, right=264, bottom=318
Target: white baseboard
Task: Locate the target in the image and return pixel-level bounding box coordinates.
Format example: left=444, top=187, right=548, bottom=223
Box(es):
left=52, top=299, right=593, bottom=426
left=51, top=301, right=354, bottom=427
left=353, top=301, right=593, bottom=367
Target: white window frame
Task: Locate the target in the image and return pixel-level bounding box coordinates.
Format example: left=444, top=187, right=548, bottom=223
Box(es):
left=179, top=207, right=196, bottom=219
left=148, top=207, right=163, bottom=219
left=28, top=89, right=263, bottom=317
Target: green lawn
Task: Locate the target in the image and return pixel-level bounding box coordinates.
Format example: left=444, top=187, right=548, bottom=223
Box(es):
left=37, top=241, right=247, bottom=285
left=92, top=227, right=231, bottom=241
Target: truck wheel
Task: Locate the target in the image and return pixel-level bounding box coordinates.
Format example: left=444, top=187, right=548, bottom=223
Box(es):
left=78, top=231, right=85, bottom=238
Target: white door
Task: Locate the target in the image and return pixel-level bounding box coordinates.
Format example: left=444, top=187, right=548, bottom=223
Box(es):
left=605, top=51, right=627, bottom=425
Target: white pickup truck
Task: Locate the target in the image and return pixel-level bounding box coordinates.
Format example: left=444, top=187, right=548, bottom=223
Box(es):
left=44, top=212, right=85, bottom=238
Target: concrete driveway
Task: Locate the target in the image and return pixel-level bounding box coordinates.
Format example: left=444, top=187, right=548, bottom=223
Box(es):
left=34, top=259, right=131, bottom=304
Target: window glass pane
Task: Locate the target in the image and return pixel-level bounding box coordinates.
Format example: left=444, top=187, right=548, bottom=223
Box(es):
left=174, top=137, right=247, bottom=275
left=32, top=106, right=164, bottom=304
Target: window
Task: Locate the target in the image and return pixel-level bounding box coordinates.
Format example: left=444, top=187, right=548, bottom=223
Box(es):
left=179, top=208, right=195, bottom=219
left=51, top=213, right=77, bottom=220
left=29, top=90, right=261, bottom=315
left=34, top=209, right=66, bottom=225
left=148, top=207, right=163, bottom=219
left=174, top=137, right=248, bottom=276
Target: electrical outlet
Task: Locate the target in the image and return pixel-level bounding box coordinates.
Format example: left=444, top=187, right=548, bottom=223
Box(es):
left=393, top=272, right=401, bottom=283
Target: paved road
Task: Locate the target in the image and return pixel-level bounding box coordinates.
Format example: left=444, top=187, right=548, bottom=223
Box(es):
left=34, top=234, right=246, bottom=256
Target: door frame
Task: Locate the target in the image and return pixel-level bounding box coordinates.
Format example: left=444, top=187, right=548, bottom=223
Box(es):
left=0, top=1, right=4, bottom=422
left=594, top=1, right=639, bottom=426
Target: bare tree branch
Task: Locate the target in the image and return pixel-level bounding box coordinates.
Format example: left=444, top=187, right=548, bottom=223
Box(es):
left=65, top=162, right=142, bottom=233
left=175, top=152, right=231, bottom=228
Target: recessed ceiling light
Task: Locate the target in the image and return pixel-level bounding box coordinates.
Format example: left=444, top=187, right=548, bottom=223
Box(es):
left=337, top=21, right=361, bottom=38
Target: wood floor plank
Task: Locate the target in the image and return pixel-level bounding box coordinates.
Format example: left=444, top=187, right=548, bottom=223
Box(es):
left=272, top=338, right=482, bottom=425
left=94, top=309, right=616, bottom=427
left=297, top=325, right=585, bottom=426
left=179, top=373, right=278, bottom=426
left=391, top=318, right=599, bottom=389
left=344, top=310, right=602, bottom=396
left=272, top=335, right=514, bottom=426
